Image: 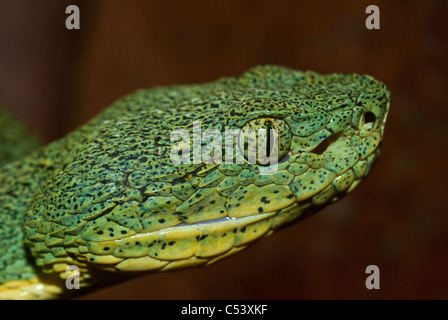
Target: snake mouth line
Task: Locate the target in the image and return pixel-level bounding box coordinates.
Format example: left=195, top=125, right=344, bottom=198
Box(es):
left=174, top=215, right=239, bottom=227
left=142, top=210, right=280, bottom=237
left=85, top=211, right=279, bottom=273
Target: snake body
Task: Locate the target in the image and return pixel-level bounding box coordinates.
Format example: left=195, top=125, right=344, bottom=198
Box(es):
left=0, top=65, right=390, bottom=299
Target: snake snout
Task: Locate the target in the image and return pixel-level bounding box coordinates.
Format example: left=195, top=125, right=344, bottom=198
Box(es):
left=353, top=89, right=390, bottom=137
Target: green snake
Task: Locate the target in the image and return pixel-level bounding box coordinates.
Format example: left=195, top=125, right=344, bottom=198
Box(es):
left=0, top=65, right=390, bottom=299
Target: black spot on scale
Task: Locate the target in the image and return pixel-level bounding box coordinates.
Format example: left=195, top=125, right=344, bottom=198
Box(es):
left=159, top=219, right=165, bottom=223
left=260, top=196, right=270, bottom=204
left=147, top=240, right=156, bottom=248
left=258, top=207, right=264, bottom=213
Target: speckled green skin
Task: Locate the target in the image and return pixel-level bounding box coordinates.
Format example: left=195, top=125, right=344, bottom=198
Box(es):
left=0, top=65, right=390, bottom=298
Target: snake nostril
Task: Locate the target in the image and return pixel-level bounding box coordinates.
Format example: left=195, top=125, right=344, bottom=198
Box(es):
left=360, top=111, right=376, bottom=130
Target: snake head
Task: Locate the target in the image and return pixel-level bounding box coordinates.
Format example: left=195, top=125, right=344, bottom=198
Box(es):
left=19, top=65, right=390, bottom=294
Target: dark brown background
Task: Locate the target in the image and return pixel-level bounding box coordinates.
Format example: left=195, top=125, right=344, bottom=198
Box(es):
left=0, top=0, right=447, bottom=299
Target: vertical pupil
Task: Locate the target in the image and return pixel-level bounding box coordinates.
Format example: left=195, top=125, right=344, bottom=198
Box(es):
left=266, top=121, right=272, bottom=157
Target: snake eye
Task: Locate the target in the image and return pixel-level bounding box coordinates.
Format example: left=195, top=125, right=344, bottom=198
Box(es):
left=237, top=118, right=291, bottom=165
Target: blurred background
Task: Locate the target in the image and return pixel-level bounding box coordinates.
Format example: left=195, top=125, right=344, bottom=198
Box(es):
left=0, top=0, right=446, bottom=299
